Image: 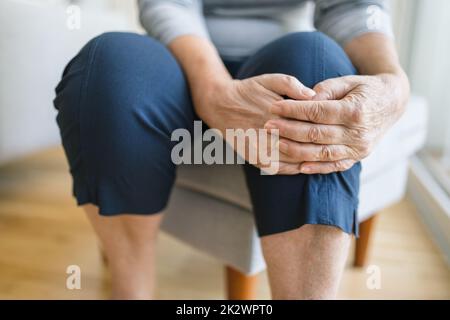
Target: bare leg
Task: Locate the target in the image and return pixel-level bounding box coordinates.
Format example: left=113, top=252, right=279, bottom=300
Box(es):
left=84, top=204, right=162, bottom=300
left=261, top=224, right=351, bottom=300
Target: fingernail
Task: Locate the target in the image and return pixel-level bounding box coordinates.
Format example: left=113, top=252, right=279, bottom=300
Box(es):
left=278, top=141, right=288, bottom=152
left=302, top=88, right=316, bottom=98
left=264, top=122, right=277, bottom=130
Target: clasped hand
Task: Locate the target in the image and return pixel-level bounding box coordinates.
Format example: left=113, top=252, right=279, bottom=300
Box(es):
left=198, top=73, right=405, bottom=175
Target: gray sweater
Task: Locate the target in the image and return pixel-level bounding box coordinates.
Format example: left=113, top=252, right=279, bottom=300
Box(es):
left=138, top=0, right=393, bottom=58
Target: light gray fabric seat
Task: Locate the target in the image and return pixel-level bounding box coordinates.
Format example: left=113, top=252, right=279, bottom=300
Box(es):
left=161, top=95, right=427, bottom=274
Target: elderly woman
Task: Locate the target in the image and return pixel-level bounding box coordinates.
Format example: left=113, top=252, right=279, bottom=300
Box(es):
left=54, top=0, right=409, bottom=299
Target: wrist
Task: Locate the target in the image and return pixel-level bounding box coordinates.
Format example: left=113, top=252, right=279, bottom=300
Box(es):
left=377, top=70, right=410, bottom=114
left=168, top=35, right=235, bottom=124
left=193, top=77, right=235, bottom=124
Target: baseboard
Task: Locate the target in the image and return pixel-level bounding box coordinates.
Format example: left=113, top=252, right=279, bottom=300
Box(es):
left=407, top=156, right=450, bottom=266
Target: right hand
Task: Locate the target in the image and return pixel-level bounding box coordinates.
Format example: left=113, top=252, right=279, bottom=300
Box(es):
left=195, top=74, right=316, bottom=174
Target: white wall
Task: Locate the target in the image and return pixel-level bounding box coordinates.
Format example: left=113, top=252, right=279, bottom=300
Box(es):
left=408, top=0, right=450, bottom=152
left=0, top=0, right=137, bottom=164
left=390, top=0, right=417, bottom=70
left=391, top=0, right=450, bottom=152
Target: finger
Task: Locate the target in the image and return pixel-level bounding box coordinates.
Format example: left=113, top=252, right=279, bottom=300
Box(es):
left=313, top=76, right=359, bottom=101
left=278, top=152, right=299, bottom=163
left=270, top=99, right=352, bottom=125
left=299, top=159, right=356, bottom=174
left=265, top=119, right=350, bottom=144
left=256, top=161, right=301, bottom=175
left=256, top=74, right=316, bottom=100
left=271, top=162, right=303, bottom=175
left=278, top=140, right=355, bottom=162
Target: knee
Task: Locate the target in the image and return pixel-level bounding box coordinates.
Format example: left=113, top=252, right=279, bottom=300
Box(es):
left=81, top=32, right=188, bottom=121
left=86, top=32, right=171, bottom=96
left=92, top=32, right=163, bottom=59
left=238, top=32, right=356, bottom=87
left=91, top=32, right=167, bottom=67
left=274, top=32, right=356, bottom=77
left=57, top=30, right=191, bottom=131
left=55, top=32, right=177, bottom=137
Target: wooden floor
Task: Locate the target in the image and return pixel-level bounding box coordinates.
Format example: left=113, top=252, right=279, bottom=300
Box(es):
left=0, top=147, right=449, bottom=300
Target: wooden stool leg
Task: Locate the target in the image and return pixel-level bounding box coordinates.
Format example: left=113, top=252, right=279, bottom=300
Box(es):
left=225, top=266, right=259, bottom=300
left=354, top=214, right=378, bottom=267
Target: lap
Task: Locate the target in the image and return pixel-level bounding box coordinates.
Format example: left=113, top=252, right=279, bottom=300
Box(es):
left=54, top=31, right=360, bottom=237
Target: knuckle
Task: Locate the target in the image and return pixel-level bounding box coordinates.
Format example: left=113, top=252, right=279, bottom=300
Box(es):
left=320, top=145, right=333, bottom=161
left=348, top=127, right=362, bottom=139
left=349, top=106, right=363, bottom=124
left=307, top=126, right=321, bottom=143
left=358, top=143, right=372, bottom=158
left=308, top=103, right=324, bottom=123
left=334, top=161, right=346, bottom=172
left=314, top=83, right=326, bottom=92
left=353, top=128, right=369, bottom=143
left=315, top=82, right=332, bottom=98
left=283, top=75, right=297, bottom=87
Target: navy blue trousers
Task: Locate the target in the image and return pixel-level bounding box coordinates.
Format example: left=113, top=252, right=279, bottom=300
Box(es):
left=54, top=31, right=361, bottom=237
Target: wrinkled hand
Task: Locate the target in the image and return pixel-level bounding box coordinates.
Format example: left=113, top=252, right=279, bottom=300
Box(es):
left=264, top=74, right=408, bottom=174
left=197, top=74, right=316, bottom=173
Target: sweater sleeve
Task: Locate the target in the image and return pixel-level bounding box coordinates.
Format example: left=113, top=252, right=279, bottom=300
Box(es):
left=138, top=0, right=210, bottom=45
left=313, top=0, right=394, bottom=46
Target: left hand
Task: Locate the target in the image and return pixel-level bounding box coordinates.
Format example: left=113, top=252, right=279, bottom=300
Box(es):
left=264, top=73, right=408, bottom=174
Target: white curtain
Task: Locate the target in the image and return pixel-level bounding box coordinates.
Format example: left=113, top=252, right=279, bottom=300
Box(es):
left=412, top=1, right=450, bottom=148
left=392, top=0, right=450, bottom=171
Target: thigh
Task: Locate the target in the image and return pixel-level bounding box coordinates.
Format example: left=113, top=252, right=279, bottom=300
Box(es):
left=54, top=32, right=195, bottom=215
left=237, top=32, right=361, bottom=237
